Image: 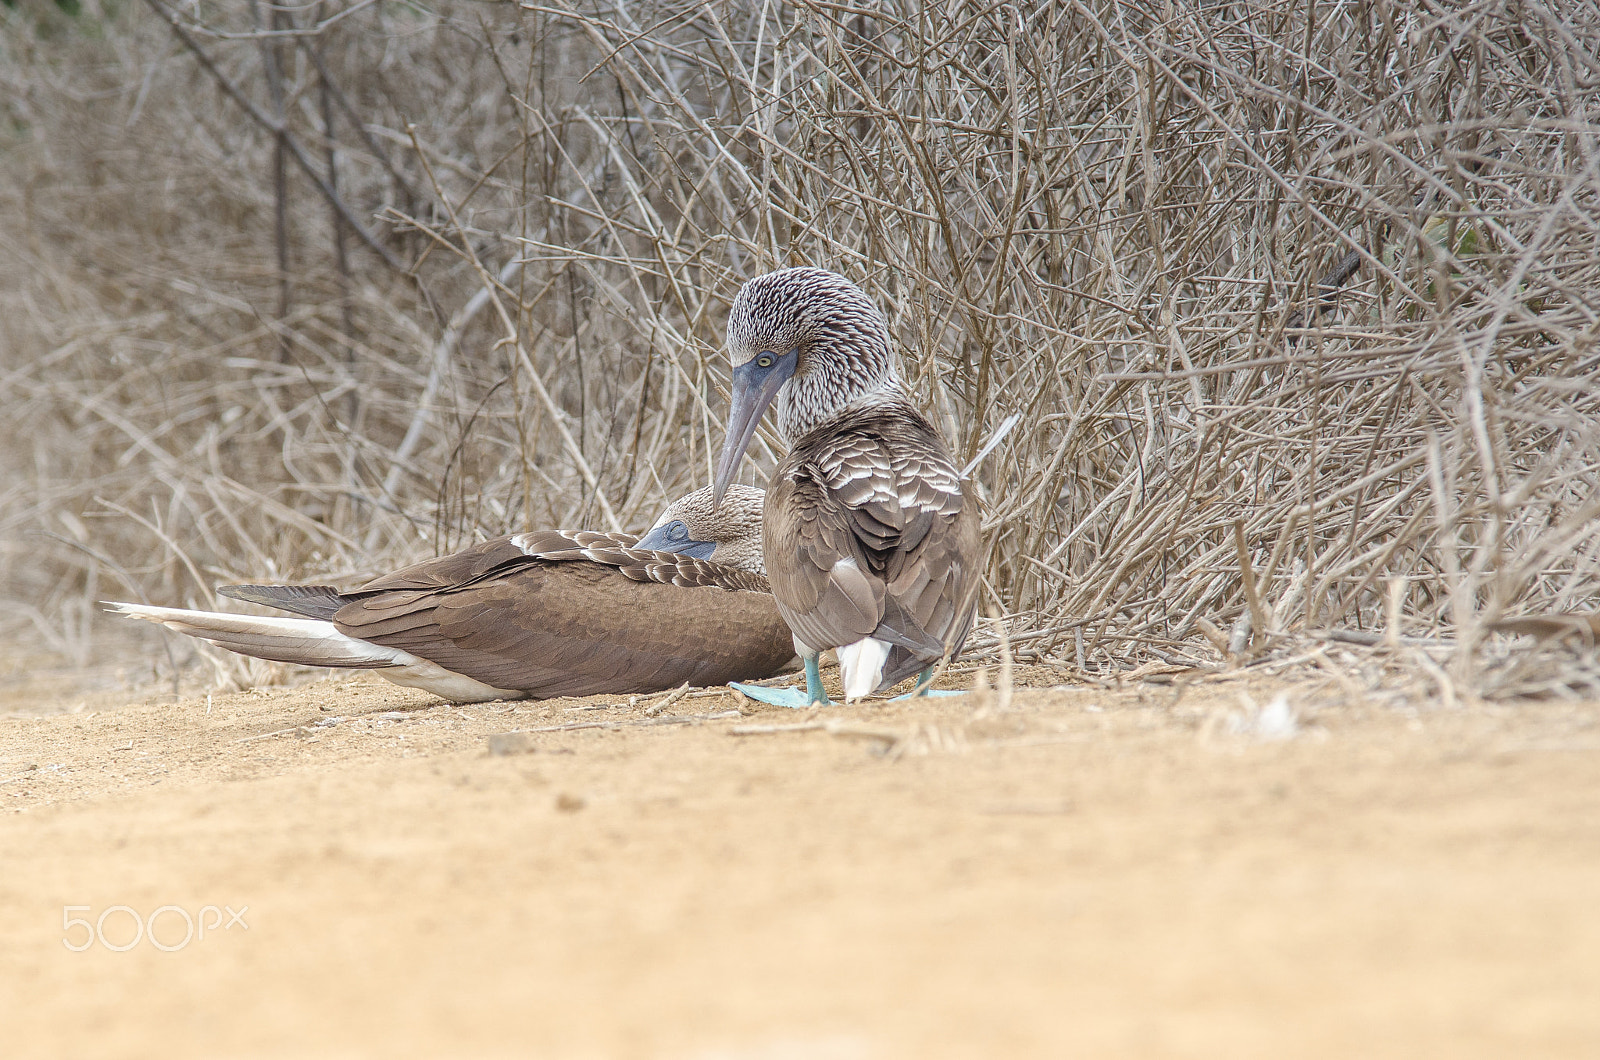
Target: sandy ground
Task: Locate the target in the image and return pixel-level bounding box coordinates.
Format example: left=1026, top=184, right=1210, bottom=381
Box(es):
left=1, top=662, right=1598, bottom=1059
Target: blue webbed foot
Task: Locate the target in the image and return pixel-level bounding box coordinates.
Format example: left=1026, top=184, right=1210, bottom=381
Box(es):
left=729, top=656, right=845, bottom=708
left=729, top=682, right=814, bottom=708
left=889, top=666, right=965, bottom=699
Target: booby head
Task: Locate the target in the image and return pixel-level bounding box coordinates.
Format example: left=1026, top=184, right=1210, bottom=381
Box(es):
left=636, top=484, right=767, bottom=574
left=714, top=268, right=899, bottom=502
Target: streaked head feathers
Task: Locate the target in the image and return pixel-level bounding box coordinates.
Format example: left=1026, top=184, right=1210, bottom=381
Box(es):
left=716, top=268, right=902, bottom=501
left=638, top=484, right=766, bottom=573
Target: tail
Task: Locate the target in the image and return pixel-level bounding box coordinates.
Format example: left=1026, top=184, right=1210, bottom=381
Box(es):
left=104, top=601, right=401, bottom=670
left=837, top=637, right=893, bottom=702
left=870, top=598, right=949, bottom=691
left=217, top=583, right=348, bottom=620
left=105, top=601, right=525, bottom=703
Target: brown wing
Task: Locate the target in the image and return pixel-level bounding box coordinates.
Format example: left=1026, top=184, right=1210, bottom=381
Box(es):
left=765, top=472, right=885, bottom=654
left=328, top=530, right=792, bottom=697
left=352, top=529, right=767, bottom=594
left=878, top=480, right=981, bottom=685
left=766, top=402, right=981, bottom=687
left=509, top=533, right=771, bottom=592
left=351, top=530, right=637, bottom=594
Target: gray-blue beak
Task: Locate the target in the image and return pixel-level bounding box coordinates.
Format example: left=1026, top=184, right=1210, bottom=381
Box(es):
left=636, top=519, right=716, bottom=561
left=714, top=349, right=797, bottom=505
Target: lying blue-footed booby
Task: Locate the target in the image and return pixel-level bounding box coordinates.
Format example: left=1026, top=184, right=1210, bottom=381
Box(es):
left=713, top=267, right=981, bottom=705
left=107, top=486, right=796, bottom=703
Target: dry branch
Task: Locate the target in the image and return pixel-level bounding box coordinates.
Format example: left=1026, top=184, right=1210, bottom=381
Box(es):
left=2, top=0, right=1598, bottom=704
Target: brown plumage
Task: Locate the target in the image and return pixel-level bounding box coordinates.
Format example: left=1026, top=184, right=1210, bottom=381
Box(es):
left=766, top=403, right=981, bottom=692
left=107, top=486, right=796, bottom=703
left=714, top=268, right=981, bottom=702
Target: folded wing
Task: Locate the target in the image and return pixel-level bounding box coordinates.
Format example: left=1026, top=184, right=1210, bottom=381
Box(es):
left=328, top=531, right=793, bottom=698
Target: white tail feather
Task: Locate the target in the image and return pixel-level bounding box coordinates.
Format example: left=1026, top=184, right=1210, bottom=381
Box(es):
left=105, top=601, right=522, bottom=703
left=837, top=637, right=891, bottom=701
left=106, top=601, right=404, bottom=668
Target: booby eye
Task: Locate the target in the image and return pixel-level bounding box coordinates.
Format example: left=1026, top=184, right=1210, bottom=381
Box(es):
left=755, top=353, right=775, bottom=368
left=667, top=521, right=687, bottom=540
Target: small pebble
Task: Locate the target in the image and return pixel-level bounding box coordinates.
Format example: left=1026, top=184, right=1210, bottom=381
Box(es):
left=486, top=732, right=534, bottom=756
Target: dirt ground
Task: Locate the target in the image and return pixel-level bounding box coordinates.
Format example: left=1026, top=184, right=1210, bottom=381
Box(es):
left=1, top=661, right=1597, bottom=1059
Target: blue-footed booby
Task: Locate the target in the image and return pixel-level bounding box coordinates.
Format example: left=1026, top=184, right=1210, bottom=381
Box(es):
left=107, top=486, right=796, bottom=703
left=713, top=267, right=981, bottom=705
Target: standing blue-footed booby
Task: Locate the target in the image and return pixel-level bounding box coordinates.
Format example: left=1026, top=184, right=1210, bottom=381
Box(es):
left=713, top=268, right=981, bottom=704
left=107, top=486, right=796, bottom=703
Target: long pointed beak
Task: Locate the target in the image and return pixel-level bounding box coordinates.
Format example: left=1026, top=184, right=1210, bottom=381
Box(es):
left=635, top=523, right=716, bottom=561
left=714, top=350, right=796, bottom=504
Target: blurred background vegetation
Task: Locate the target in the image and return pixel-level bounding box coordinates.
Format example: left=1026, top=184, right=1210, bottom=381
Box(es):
left=2, top=0, right=1597, bottom=699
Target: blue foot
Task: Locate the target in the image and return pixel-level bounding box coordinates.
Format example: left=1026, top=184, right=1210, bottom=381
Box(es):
left=730, top=655, right=832, bottom=709
left=889, top=666, right=965, bottom=699
left=730, top=682, right=814, bottom=709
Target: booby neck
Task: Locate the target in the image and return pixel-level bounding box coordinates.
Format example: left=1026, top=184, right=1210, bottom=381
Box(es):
left=775, top=377, right=911, bottom=446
